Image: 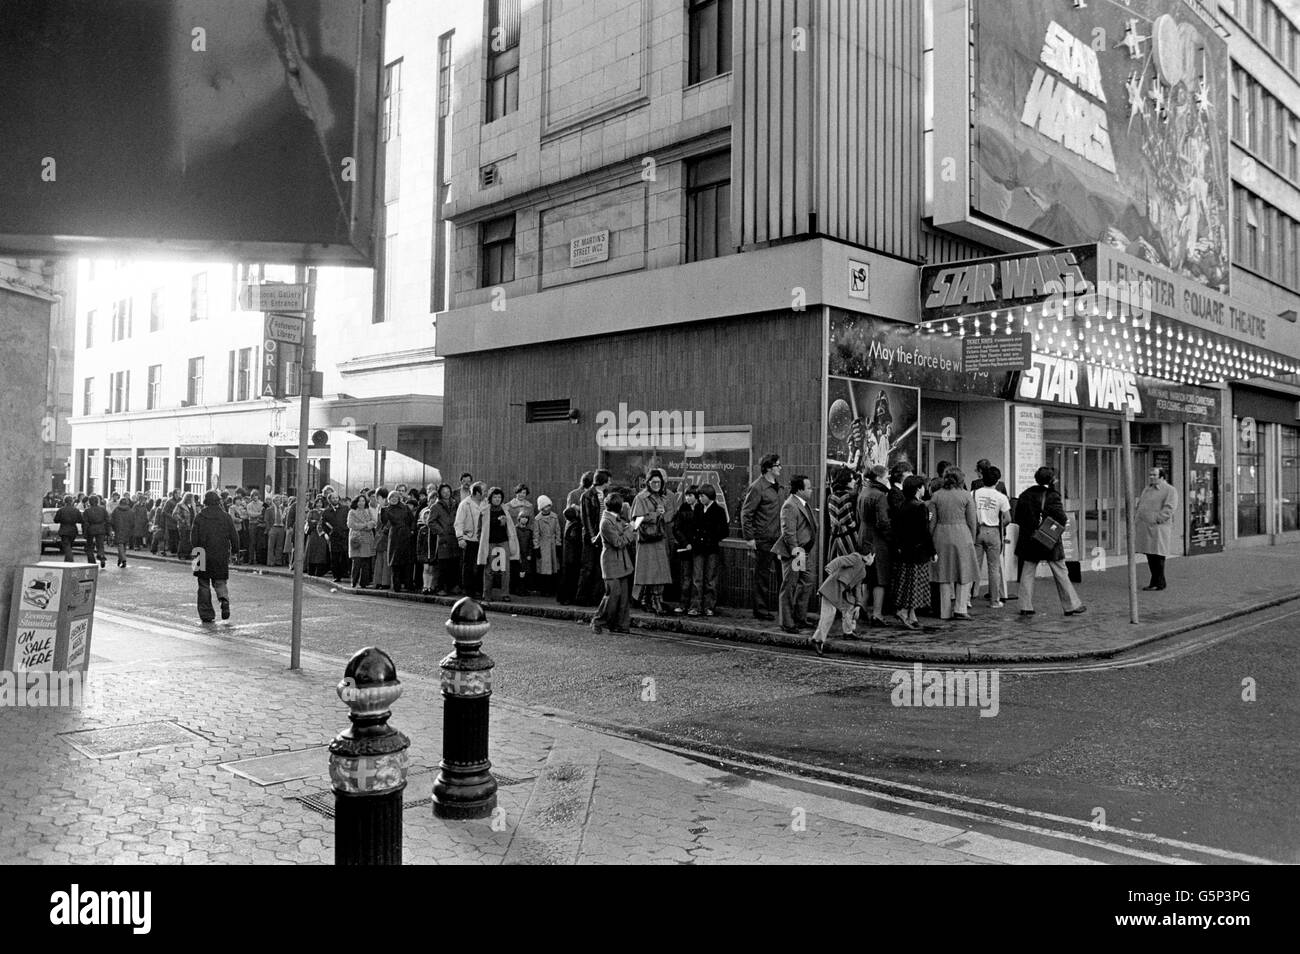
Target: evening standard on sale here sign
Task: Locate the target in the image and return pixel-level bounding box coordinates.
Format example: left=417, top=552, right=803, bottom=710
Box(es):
left=962, top=333, right=1033, bottom=373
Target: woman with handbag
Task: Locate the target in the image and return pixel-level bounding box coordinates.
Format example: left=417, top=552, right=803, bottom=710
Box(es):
left=1012, top=466, right=1086, bottom=617
left=630, top=468, right=675, bottom=615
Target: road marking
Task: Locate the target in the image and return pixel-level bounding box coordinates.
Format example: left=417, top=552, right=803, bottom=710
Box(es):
left=619, top=736, right=1279, bottom=865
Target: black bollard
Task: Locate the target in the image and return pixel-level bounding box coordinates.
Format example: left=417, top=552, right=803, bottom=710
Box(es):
left=432, top=597, right=498, bottom=819
left=330, top=647, right=410, bottom=864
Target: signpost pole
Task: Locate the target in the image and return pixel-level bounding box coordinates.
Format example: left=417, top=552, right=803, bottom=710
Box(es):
left=1121, top=400, right=1139, bottom=625
left=290, top=267, right=317, bottom=671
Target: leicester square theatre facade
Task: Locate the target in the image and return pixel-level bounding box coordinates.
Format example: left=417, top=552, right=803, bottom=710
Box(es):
left=821, top=0, right=1300, bottom=575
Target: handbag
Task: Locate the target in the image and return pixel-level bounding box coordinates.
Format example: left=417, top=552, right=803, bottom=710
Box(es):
left=1031, top=514, right=1064, bottom=550
left=637, top=511, right=664, bottom=542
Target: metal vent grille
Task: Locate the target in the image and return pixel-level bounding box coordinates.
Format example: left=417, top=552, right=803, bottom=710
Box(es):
left=525, top=399, right=570, bottom=423
left=480, top=163, right=499, bottom=188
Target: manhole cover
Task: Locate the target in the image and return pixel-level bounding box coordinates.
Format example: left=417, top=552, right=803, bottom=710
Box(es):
left=59, top=721, right=206, bottom=758
left=220, top=746, right=330, bottom=786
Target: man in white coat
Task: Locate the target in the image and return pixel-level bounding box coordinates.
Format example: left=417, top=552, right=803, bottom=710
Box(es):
left=1135, top=467, right=1179, bottom=591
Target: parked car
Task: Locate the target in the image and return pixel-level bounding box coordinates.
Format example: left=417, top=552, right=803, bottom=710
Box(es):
left=40, top=507, right=75, bottom=553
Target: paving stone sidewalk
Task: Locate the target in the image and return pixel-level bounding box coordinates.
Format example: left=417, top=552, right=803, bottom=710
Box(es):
left=131, top=540, right=1300, bottom=662
left=0, top=615, right=1091, bottom=865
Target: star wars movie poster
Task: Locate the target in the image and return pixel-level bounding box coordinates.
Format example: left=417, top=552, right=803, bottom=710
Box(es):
left=826, top=379, right=921, bottom=479
left=1185, top=422, right=1223, bottom=554
left=972, top=0, right=1230, bottom=291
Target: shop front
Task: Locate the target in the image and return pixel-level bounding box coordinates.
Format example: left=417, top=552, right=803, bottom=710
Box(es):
left=1230, top=384, right=1300, bottom=543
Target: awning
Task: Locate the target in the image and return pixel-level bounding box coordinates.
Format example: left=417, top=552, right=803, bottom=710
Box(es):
left=919, top=244, right=1300, bottom=387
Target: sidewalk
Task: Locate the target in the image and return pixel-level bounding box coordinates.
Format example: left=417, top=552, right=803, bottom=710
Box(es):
left=127, top=541, right=1300, bottom=663
left=0, top=615, right=1091, bottom=865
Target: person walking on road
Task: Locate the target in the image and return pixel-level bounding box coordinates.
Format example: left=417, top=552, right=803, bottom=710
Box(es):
left=1013, top=466, right=1086, bottom=618
left=891, top=475, right=935, bottom=630
left=772, top=474, right=817, bottom=634
left=175, top=493, right=197, bottom=563
left=741, top=453, right=785, bottom=621
left=591, top=492, right=636, bottom=634
left=191, top=491, right=239, bottom=623
left=110, top=497, right=133, bottom=567
left=189, top=496, right=237, bottom=623
left=81, top=494, right=109, bottom=569
left=55, top=495, right=81, bottom=562
left=1135, top=467, right=1179, bottom=591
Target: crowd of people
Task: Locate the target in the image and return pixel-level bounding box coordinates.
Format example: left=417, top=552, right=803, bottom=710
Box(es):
left=45, top=453, right=1186, bottom=643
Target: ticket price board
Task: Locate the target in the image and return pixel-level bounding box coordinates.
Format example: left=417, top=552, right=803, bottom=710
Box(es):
left=3, top=563, right=98, bottom=673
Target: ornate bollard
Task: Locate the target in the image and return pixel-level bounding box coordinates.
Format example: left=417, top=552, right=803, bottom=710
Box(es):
left=330, top=647, right=410, bottom=864
left=432, top=598, right=498, bottom=819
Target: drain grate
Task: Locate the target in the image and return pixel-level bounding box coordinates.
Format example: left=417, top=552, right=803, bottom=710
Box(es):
left=291, top=791, right=433, bottom=819
left=495, top=773, right=534, bottom=787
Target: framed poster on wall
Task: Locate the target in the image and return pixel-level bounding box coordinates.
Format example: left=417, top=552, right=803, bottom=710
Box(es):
left=1185, top=423, right=1223, bottom=554
left=825, top=378, right=921, bottom=479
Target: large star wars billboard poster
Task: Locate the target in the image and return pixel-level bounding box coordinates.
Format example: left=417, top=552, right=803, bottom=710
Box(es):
left=972, top=0, right=1230, bottom=291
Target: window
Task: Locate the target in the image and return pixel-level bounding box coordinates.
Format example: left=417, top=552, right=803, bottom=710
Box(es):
left=1231, top=65, right=1242, bottom=143
left=382, top=59, right=402, bottom=141
left=382, top=59, right=402, bottom=202
left=480, top=215, right=515, bottom=286
left=150, top=287, right=163, bottom=332
left=110, top=370, right=130, bottom=413
left=190, top=272, right=208, bottom=321
left=187, top=357, right=204, bottom=406
left=143, top=456, right=165, bottom=496
left=234, top=263, right=262, bottom=310
left=1236, top=418, right=1265, bottom=537
left=1282, top=425, right=1300, bottom=532
left=689, top=0, right=733, bottom=84
left=1234, top=183, right=1300, bottom=285
left=85, top=309, right=95, bottom=349
left=111, top=297, right=132, bottom=341
left=686, top=151, right=732, bottom=262
left=147, top=364, right=162, bottom=410
left=486, top=0, right=520, bottom=122
left=438, top=32, right=453, bottom=120
left=433, top=31, right=455, bottom=314
left=182, top=458, right=207, bottom=496
left=229, top=347, right=253, bottom=402
left=108, top=457, right=129, bottom=495
left=82, top=377, right=94, bottom=416
left=85, top=450, right=101, bottom=496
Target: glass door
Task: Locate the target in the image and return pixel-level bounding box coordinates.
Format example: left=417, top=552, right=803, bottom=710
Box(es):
left=1085, top=446, right=1121, bottom=556
left=1046, top=443, right=1083, bottom=550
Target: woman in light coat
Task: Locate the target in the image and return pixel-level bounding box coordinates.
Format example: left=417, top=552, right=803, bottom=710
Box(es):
left=347, top=494, right=376, bottom=588
left=930, top=467, right=979, bottom=620
left=631, top=468, right=676, bottom=615
left=532, top=494, right=562, bottom=596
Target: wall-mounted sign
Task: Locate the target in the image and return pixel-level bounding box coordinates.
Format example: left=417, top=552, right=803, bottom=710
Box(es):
left=921, top=246, right=1093, bottom=318
left=1015, top=353, right=1142, bottom=414
left=1012, top=405, right=1044, bottom=497
left=848, top=259, right=870, bottom=300
left=240, top=283, right=307, bottom=312
left=265, top=313, right=305, bottom=344
left=962, top=333, right=1033, bottom=373
left=1185, top=423, right=1222, bottom=555
left=569, top=230, right=610, bottom=267
left=828, top=310, right=1008, bottom=396
left=966, top=0, right=1230, bottom=292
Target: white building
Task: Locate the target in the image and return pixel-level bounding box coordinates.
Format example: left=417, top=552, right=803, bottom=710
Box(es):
left=68, top=0, right=451, bottom=500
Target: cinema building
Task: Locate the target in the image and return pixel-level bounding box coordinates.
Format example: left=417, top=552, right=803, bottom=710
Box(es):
left=437, top=0, right=1300, bottom=602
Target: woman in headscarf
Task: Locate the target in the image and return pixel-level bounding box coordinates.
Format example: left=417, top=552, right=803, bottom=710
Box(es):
left=430, top=484, right=460, bottom=595
left=631, top=468, right=675, bottom=615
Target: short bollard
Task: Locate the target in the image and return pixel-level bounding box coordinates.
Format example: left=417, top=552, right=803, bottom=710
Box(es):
left=432, top=597, right=498, bottom=819
left=330, top=647, right=410, bottom=864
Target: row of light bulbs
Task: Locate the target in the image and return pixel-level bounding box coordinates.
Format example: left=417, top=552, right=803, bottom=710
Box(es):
left=921, top=304, right=1300, bottom=385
